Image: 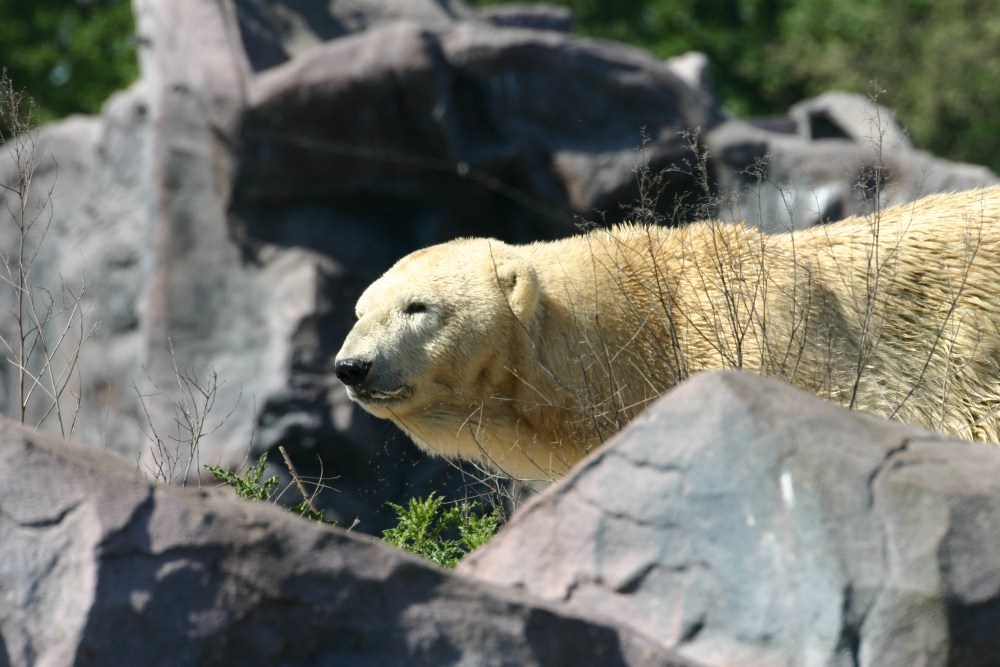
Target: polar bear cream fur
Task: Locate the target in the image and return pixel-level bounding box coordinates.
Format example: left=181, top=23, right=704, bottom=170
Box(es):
left=335, top=186, right=1000, bottom=481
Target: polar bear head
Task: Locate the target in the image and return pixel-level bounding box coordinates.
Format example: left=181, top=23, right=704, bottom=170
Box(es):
left=334, top=238, right=541, bottom=455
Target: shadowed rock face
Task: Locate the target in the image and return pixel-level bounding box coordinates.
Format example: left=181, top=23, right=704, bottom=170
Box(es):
left=0, top=0, right=996, bottom=535
left=460, top=371, right=1000, bottom=667
left=4, top=369, right=1000, bottom=665
left=0, top=416, right=699, bottom=667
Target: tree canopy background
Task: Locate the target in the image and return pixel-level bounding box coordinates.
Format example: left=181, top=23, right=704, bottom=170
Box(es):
left=3, top=0, right=999, bottom=174
left=0, top=0, right=137, bottom=125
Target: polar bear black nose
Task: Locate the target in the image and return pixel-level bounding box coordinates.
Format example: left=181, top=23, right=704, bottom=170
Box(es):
left=335, top=358, right=372, bottom=386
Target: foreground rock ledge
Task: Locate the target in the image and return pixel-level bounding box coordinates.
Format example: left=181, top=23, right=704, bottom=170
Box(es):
left=0, top=419, right=694, bottom=667
left=460, top=370, right=1000, bottom=667
left=4, top=369, right=1000, bottom=666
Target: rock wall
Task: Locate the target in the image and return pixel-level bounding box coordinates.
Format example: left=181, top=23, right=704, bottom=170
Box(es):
left=0, top=415, right=695, bottom=667
left=461, top=371, right=1000, bottom=667
left=0, top=0, right=996, bottom=534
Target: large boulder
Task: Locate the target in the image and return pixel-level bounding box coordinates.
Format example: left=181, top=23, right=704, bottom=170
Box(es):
left=460, top=371, right=1000, bottom=667
left=0, top=415, right=697, bottom=667
left=239, top=20, right=721, bottom=226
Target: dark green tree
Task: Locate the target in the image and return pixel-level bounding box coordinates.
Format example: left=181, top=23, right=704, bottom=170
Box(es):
left=0, top=0, right=138, bottom=124
left=771, top=0, right=1000, bottom=173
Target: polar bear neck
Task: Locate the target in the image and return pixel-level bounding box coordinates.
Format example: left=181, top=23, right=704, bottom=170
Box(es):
left=498, top=225, right=703, bottom=468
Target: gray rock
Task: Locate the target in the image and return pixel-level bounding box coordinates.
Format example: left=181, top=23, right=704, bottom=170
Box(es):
left=460, top=371, right=1000, bottom=667
left=789, top=90, right=912, bottom=149
left=241, top=20, right=721, bottom=223
left=707, top=93, right=999, bottom=231
left=664, top=52, right=715, bottom=101
left=234, top=0, right=571, bottom=71
left=0, top=415, right=699, bottom=667
left=474, top=3, right=573, bottom=32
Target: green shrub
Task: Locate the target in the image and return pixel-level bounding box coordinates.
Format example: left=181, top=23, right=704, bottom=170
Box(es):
left=205, top=453, right=279, bottom=502
left=205, top=453, right=337, bottom=525
left=382, top=493, right=502, bottom=568
left=206, top=456, right=501, bottom=562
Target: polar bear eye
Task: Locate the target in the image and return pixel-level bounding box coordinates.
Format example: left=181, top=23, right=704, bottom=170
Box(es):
left=403, top=301, right=428, bottom=316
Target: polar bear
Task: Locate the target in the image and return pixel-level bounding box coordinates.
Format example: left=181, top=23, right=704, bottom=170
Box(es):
left=335, top=186, right=1000, bottom=482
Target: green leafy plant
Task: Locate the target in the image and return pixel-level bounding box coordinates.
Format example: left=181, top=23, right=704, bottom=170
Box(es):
left=203, top=455, right=503, bottom=551
left=382, top=493, right=502, bottom=568
left=205, top=450, right=338, bottom=525
left=205, top=452, right=278, bottom=502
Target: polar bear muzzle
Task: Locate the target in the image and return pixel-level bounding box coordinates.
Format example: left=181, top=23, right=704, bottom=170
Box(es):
left=334, top=357, right=371, bottom=387
left=334, top=351, right=413, bottom=408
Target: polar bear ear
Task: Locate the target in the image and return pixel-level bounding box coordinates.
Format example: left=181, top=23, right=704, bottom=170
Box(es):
left=495, top=257, right=540, bottom=323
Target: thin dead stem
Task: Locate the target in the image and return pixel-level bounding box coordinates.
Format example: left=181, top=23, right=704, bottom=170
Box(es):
left=133, top=342, right=243, bottom=485
left=279, top=444, right=322, bottom=515
left=0, top=70, right=94, bottom=438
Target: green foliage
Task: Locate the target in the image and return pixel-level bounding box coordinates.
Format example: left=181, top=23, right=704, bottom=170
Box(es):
left=0, top=0, right=138, bottom=125
left=771, top=0, right=1000, bottom=173
left=205, top=454, right=337, bottom=525
left=205, top=453, right=279, bottom=502
left=382, top=493, right=502, bottom=568
left=206, top=457, right=498, bottom=549
left=290, top=499, right=337, bottom=524
left=471, top=0, right=1000, bottom=174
